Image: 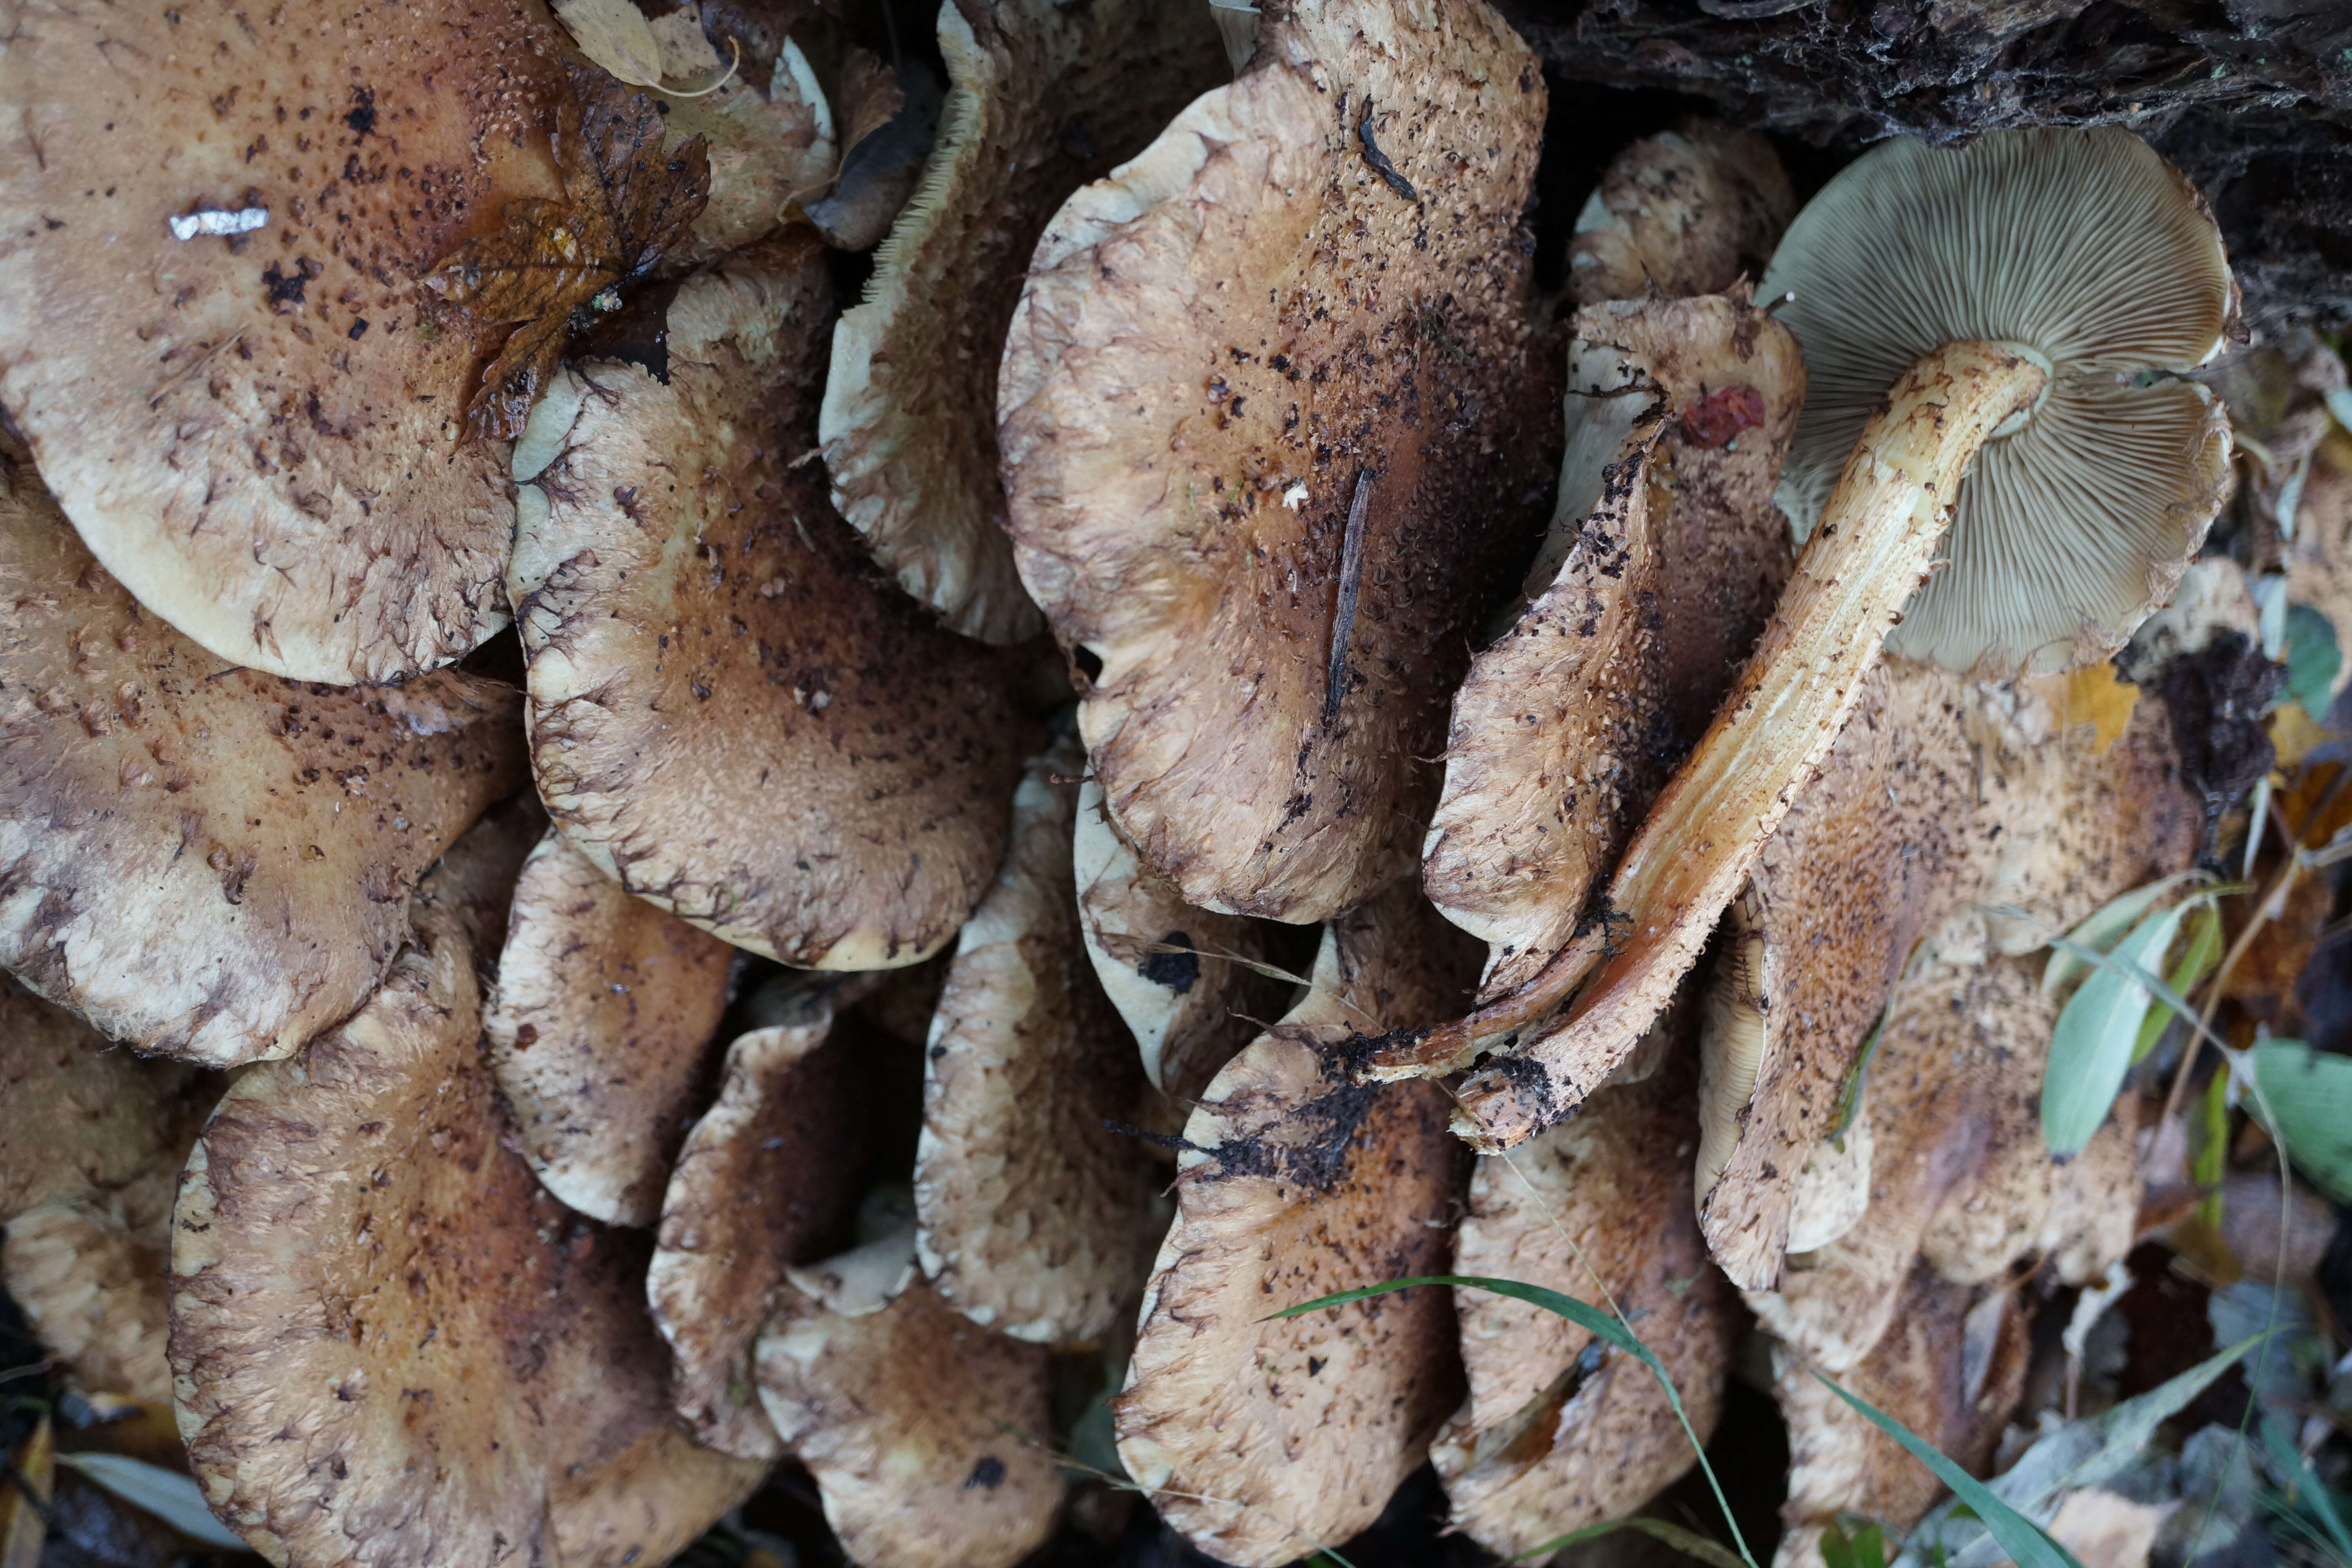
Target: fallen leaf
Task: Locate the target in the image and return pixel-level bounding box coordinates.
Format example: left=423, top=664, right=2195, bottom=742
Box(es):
left=2063, top=663, right=2140, bottom=756
left=424, top=62, right=710, bottom=440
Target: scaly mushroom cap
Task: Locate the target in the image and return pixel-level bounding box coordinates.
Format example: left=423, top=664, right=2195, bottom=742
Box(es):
left=486, top=829, right=738, bottom=1226
left=1115, top=880, right=1481, bottom=1565
left=1695, top=663, right=2000, bottom=1291
left=820, top=0, right=1227, bottom=642
left=2, top=982, right=212, bottom=1405
left=755, top=1271, right=1062, bottom=1568
left=510, top=235, right=1023, bottom=969
left=169, top=820, right=761, bottom=1568
left=999, top=0, right=1558, bottom=921
left=1074, top=778, right=1297, bottom=1102
left=0, top=455, right=526, bottom=1067
left=1771, top=1269, right=2030, bottom=1568
left=1566, top=122, right=1795, bottom=306
left=649, top=978, right=870, bottom=1461
left=1432, top=1049, right=1739, bottom=1561
left=0, top=0, right=570, bottom=682
left=915, top=740, right=1163, bottom=1345
left=1425, top=295, right=1802, bottom=996
left=1762, top=128, right=2237, bottom=673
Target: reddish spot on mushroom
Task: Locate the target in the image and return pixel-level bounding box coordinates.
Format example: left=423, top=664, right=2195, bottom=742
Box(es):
left=1678, top=383, right=1765, bottom=449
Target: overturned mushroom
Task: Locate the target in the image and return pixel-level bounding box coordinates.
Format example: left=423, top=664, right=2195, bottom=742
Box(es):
left=916, top=740, right=1162, bottom=1345
left=1424, top=294, right=1802, bottom=996
left=486, top=828, right=739, bottom=1226
left=170, top=816, right=764, bottom=1566
left=1115, top=881, right=1482, bottom=1565
left=2, top=981, right=211, bottom=1405
left=1432, top=1045, right=1739, bottom=1560
left=1074, top=779, right=1299, bottom=1104
left=1566, top=122, right=1795, bottom=306
left=756, top=1266, right=1062, bottom=1568
left=509, top=235, right=1024, bottom=968
left=820, top=0, right=1227, bottom=641
left=1000, top=0, right=1558, bottom=921
left=0, top=1, right=588, bottom=682
left=1771, top=1267, right=2031, bottom=1568
left=0, top=452, right=525, bottom=1066
left=649, top=973, right=880, bottom=1459
left=1372, top=127, right=2234, bottom=1153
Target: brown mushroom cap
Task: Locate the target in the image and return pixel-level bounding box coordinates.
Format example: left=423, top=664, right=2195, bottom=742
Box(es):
left=1115, top=880, right=1481, bottom=1565
left=0, top=454, right=526, bottom=1066
left=2, top=981, right=212, bottom=1405
left=1567, top=122, right=1795, bottom=307
left=649, top=977, right=871, bottom=1461
left=998, top=0, right=1557, bottom=922
left=1771, top=1268, right=2030, bottom=1568
left=486, top=828, right=739, bottom=1226
left=509, top=235, right=1023, bottom=969
left=755, top=1270, right=1062, bottom=1568
left=1433, top=1048, right=1739, bottom=1560
left=915, top=740, right=1163, bottom=1345
left=1424, top=295, right=1802, bottom=997
left=819, top=0, right=1226, bottom=642
left=169, top=818, right=760, bottom=1567
left=0, top=0, right=569, bottom=682
left=1073, top=778, right=1298, bottom=1103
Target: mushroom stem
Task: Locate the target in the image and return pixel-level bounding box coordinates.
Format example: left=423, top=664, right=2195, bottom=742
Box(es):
left=1365, top=341, right=2049, bottom=1148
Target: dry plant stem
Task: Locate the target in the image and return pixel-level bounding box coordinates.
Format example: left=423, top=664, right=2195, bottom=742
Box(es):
left=1369, top=343, right=2049, bottom=1146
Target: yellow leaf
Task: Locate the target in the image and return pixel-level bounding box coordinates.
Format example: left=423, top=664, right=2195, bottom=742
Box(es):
left=2270, top=701, right=2329, bottom=771
left=2062, top=662, right=2139, bottom=756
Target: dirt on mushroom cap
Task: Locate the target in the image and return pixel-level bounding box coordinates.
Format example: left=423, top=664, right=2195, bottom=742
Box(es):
left=1114, top=879, right=1482, bottom=1566
left=1433, top=1045, right=1739, bottom=1561
left=755, top=1272, right=1062, bottom=1568
left=0, top=0, right=575, bottom=684
left=1424, top=294, right=1802, bottom=999
left=650, top=980, right=869, bottom=1461
left=0, top=454, right=526, bottom=1068
left=998, top=0, right=1560, bottom=923
left=486, top=829, right=739, bottom=1227
left=1761, top=127, right=2237, bottom=674
left=915, top=739, right=1163, bottom=1347
left=820, top=0, right=1227, bottom=643
left=507, top=234, right=1024, bottom=969
left=169, top=818, right=760, bottom=1568
left=1566, top=122, right=1794, bottom=307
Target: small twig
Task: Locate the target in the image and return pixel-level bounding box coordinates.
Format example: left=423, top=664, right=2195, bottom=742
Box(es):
left=1355, top=100, right=1416, bottom=201
left=1325, top=469, right=1372, bottom=726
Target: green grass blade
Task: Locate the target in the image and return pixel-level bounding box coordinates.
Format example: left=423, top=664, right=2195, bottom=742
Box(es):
left=1278, top=1276, right=1756, bottom=1568
left=1812, top=1373, right=2086, bottom=1568
left=2263, top=1414, right=2352, bottom=1566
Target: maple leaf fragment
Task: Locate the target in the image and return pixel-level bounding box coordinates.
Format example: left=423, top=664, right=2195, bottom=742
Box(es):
left=425, top=62, right=710, bottom=441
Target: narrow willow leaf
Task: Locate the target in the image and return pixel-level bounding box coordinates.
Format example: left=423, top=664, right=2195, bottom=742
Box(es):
left=1813, top=1374, right=2086, bottom=1568
left=2043, top=906, right=2188, bottom=1156
left=2040, top=872, right=2205, bottom=998
left=2195, top=1065, right=2230, bottom=1228
left=2134, top=903, right=2222, bottom=1063
left=2250, top=1039, right=2352, bottom=1203
left=52, top=1450, right=253, bottom=1552
left=1514, top=1516, right=1752, bottom=1568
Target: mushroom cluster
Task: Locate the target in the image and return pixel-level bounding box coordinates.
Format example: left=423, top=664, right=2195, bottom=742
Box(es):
left=0, top=0, right=2286, bottom=1564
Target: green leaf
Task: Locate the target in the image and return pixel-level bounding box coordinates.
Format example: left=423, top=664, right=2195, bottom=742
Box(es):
left=1822, top=1517, right=1889, bottom=1568
left=2134, top=902, right=2222, bottom=1063
left=1830, top=1006, right=1891, bottom=1154
left=2250, top=1039, right=2352, bottom=1203
left=2043, top=904, right=2189, bottom=1157
left=2263, top=1414, right=2352, bottom=1566
left=2040, top=873, right=2205, bottom=999
left=1813, top=1374, right=2087, bottom=1568
left=2195, top=1063, right=2231, bottom=1228
left=1512, top=1517, right=1752, bottom=1568
left=53, top=1450, right=254, bottom=1552
left=2282, top=605, right=2343, bottom=723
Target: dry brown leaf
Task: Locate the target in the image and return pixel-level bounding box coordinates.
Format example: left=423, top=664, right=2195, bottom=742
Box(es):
left=426, top=63, right=710, bottom=439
